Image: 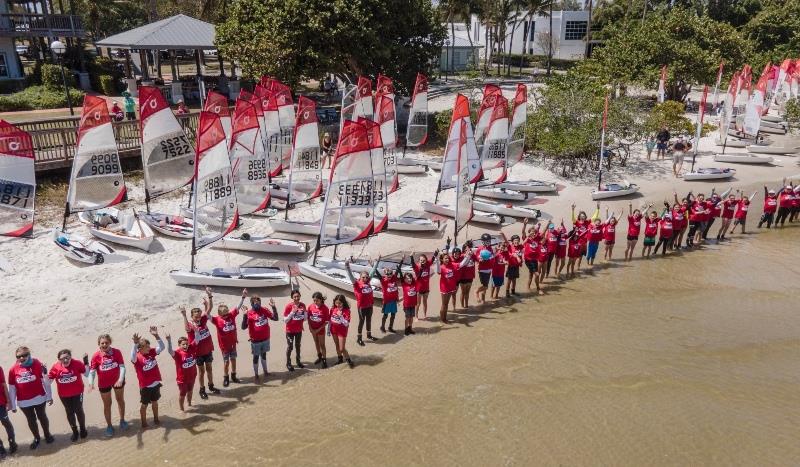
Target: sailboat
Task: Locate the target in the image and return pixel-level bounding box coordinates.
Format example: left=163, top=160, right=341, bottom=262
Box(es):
left=204, top=90, right=232, bottom=142
left=54, top=96, right=128, bottom=263
left=472, top=94, right=526, bottom=202
left=0, top=120, right=35, bottom=239
left=71, top=95, right=155, bottom=252
left=591, top=94, right=639, bottom=200
left=137, top=85, right=195, bottom=238
left=685, top=85, right=736, bottom=180
left=397, top=73, right=429, bottom=174
left=270, top=79, right=297, bottom=172
left=169, top=111, right=290, bottom=287
left=422, top=94, right=508, bottom=225
left=474, top=84, right=502, bottom=153
left=253, top=82, right=283, bottom=179
left=299, top=119, right=384, bottom=297
left=270, top=96, right=326, bottom=236
left=214, top=96, right=307, bottom=254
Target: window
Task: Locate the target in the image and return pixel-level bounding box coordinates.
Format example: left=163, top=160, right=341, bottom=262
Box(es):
left=0, top=53, right=8, bottom=78
left=564, top=21, right=587, bottom=41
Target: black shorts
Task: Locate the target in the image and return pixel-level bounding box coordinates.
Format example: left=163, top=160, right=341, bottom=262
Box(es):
left=140, top=384, right=162, bottom=405
left=506, top=266, right=520, bottom=279
left=478, top=272, right=491, bottom=287
left=99, top=382, right=125, bottom=394
left=525, top=260, right=537, bottom=273
left=626, top=235, right=638, bottom=241
left=459, top=278, right=473, bottom=285
left=196, top=352, right=214, bottom=365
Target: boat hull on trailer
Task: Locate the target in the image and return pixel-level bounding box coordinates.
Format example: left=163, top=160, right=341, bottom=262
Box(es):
left=714, top=154, right=773, bottom=164
left=474, top=187, right=528, bottom=201
left=591, top=183, right=640, bottom=200
left=473, top=200, right=541, bottom=219
left=214, top=236, right=309, bottom=254
left=298, top=263, right=384, bottom=300
left=683, top=168, right=736, bottom=180
left=140, top=213, right=193, bottom=239
left=170, top=267, right=290, bottom=288
left=52, top=229, right=114, bottom=264
left=78, top=208, right=155, bottom=252
left=420, top=200, right=508, bottom=225
left=270, top=219, right=321, bottom=236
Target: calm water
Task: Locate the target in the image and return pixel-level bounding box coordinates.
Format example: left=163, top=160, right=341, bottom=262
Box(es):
left=24, top=227, right=800, bottom=466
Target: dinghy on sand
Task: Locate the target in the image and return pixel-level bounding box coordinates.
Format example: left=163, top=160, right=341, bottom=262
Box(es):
left=421, top=200, right=508, bottom=225
left=591, top=181, right=640, bottom=200
left=746, top=144, right=797, bottom=155
left=52, top=229, right=114, bottom=264
left=683, top=167, right=736, bottom=180
left=474, top=187, right=528, bottom=201
left=140, top=213, right=193, bottom=239
left=387, top=210, right=439, bottom=232
left=214, top=235, right=309, bottom=254
left=481, top=180, right=558, bottom=193
left=473, top=200, right=541, bottom=219
left=78, top=207, right=155, bottom=251
left=714, top=153, right=773, bottom=164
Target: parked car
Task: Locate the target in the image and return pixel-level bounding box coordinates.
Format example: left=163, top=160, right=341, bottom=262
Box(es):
left=15, top=44, right=32, bottom=59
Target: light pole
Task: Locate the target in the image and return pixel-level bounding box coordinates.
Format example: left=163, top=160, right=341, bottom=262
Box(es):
left=50, top=40, right=74, bottom=116
left=444, top=39, right=450, bottom=82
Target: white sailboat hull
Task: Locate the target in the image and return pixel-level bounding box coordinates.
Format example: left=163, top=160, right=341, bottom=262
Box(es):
left=78, top=209, right=156, bottom=251
left=270, top=219, right=320, bottom=236
left=683, top=168, right=736, bottom=180
left=473, top=200, right=541, bottom=219
left=170, top=267, right=290, bottom=288
left=140, top=213, right=194, bottom=239
left=591, top=184, right=640, bottom=200
left=214, top=236, right=310, bottom=254
left=420, top=200, right=507, bottom=225
left=474, top=187, right=528, bottom=201
left=52, top=229, right=114, bottom=264
left=387, top=215, right=439, bottom=232
left=397, top=164, right=427, bottom=174
left=715, top=138, right=749, bottom=148
left=489, top=180, right=558, bottom=193
left=759, top=126, right=786, bottom=135
left=759, top=120, right=785, bottom=130
left=746, top=145, right=797, bottom=155
left=298, top=263, right=384, bottom=300
left=714, top=154, right=773, bottom=164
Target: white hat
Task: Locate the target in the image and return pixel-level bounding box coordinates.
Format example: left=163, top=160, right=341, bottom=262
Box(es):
left=768, top=189, right=776, bottom=194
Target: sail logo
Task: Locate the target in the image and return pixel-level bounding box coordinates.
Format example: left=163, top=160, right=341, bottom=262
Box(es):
left=7, top=140, right=20, bottom=151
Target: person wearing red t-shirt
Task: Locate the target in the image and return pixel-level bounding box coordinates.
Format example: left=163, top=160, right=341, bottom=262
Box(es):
left=457, top=241, right=478, bottom=309
left=411, top=253, right=433, bottom=319
left=586, top=215, right=603, bottom=265
left=0, top=363, right=16, bottom=456
left=730, top=190, right=756, bottom=234
left=241, top=294, right=278, bottom=383
left=553, top=223, right=568, bottom=277
left=401, top=270, right=418, bottom=335
left=716, top=193, right=737, bottom=241
left=685, top=192, right=710, bottom=248
left=571, top=203, right=599, bottom=270
left=328, top=294, right=354, bottom=367
left=474, top=233, right=495, bottom=304
left=624, top=203, right=647, bottom=262
left=521, top=218, right=543, bottom=291
left=345, top=260, right=378, bottom=347
left=565, top=225, right=587, bottom=277
left=434, top=249, right=470, bottom=323
left=48, top=349, right=89, bottom=442
left=8, top=346, right=53, bottom=450
left=703, top=190, right=729, bottom=240
left=775, top=185, right=795, bottom=227
left=506, top=234, right=524, bottom=295
left=655, top=212, right=675, bottom=256
left=375, top=261, right=402, bottom=333
left=307, top=292, right=331, bottom=368
left=490, top=242, right=510, bottom=299
left=130, top=327, right=165, bottom=429
left=283, top=290, right=308, bottom=372
left=671, top=193, right=690, bottom=249
left=759, top=186, right=779, bottom=229
left=210, top=289, right=246, bottom=387
left=166, top=335, right=197, bottom=411
left=180, top=287, right=219, bottom=400
left=88, top=334, right=129, bottom=437
left=641, top=210, right=660, bottom=258
left=602, top=209, right=624, bottom=260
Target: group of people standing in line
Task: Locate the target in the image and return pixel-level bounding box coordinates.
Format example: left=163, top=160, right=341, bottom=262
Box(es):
left=0, top=183, right=798, bottom=458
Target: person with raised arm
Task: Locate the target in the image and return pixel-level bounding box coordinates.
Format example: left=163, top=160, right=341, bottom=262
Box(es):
left=434, top=248, right=471, bottom=323
left=307, top=292, right=331, bottom=368
left=7, top=346, right=53, bottom=449
left=88, top=334, right=129, bottom=437
left=400, top=263, right=419, bottom=335
left=565, top=223, right=587, bottom=277
left=345, top=259, right=378, bottom=346
left=703, top=189, right=730, bottom=240
left=571, top=204, right=596, bottom=270
left=180, top=287, right=219, bottom=400
left=671, top=192, right=689, bottom=249
left=775, top=183, right=795, bottom=227
left=586, top=204, right=604, bottom=265
left=165, top=334, right=197, bottom=412
left=717, top=191, right=737, bottom=241
left=641, top=209, right=660, bottom=258
left=283, top=289, right=308, bottom=372
left=729, top=190, right=757, bottom=235
left=457, top=241, right=478, bottom=309
left=521, top=218, right=542, bottom=291
left=130, top=327, right=165, bottom=429
left=47, top=349, right=90, bottom=442
left=624, top=203, right=647, bottom=261
left=602, top=207, right=624, bottom=260
left=209, top=288, right=246, bottom=387
left=410, top=252, right=433, bottom=320
left=474, top=233, right=495, bottom=304
left=759, top=186, right=779, bottom=229
left=374, top=259, right=402, bottom=333
left=328, top=295, right=354, bottom=367
left=654, top=207, right=675, bottom=256
left=241, top=293, right=278, bottom=383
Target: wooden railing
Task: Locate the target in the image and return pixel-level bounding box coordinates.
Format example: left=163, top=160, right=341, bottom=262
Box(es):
left=0, top=13, right=85, bottom=37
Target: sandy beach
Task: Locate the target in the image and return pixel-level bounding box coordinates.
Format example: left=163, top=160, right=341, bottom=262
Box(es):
left=1, top=98, right=800, bottom=465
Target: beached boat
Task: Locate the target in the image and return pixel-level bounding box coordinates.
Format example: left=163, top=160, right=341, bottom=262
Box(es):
left=421, top=200, right=507, bottom=225
left=78, top=208, right=155, bottom=251
left=482, top=180, right=558, bottom=193
left=715, top=138, right=750, bottom=148
left=591, top=182, right=640, bottom=200
left=714, top=153, right=773, bottom=164
left=746, top=144, right=797, bottom=155
left=761, top=114, right=783, bottom=123
left=214, top=235, right=309, bottom=254
left=396, top=163, right=427, bottom=174
left=473, top=200, right=541, bottom=219
left=683, top=167, right=736, bottom=180
left=387, top=210, right=439, bottom=232
left=298, top=263, right=384, bottom=300
left=170, top=267, right=290, bottom=288
left=759, top=126, right=786, bottom=135
left=140, top=213, right=194, bottom=239
left=474, top=187, right=528, bottom=201
left=52, top=229, right=114, bottom=264
left=759, top=119, right=785, bottom=130
left=270, top=218, right=320, bottom=235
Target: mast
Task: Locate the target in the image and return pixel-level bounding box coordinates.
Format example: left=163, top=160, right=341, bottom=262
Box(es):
left=597, top=93, right=609, bottom=191
left=690, top=85, right=708, bottom=173
left=711, top=61, right=724, bottom=110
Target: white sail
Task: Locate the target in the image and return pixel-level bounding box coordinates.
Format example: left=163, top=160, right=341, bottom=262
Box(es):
left=254, top=84, right=282, bottom=177
left=272, top=81, right=296, bottom=171
left=508, top=84, right=527, bottom=167
left=479, top=95, right=510, bottom=185
left=66, top=95, right=126, bottom=213
left=361, top=118, right=387, bottom=234
left=0, top=120, right=35, bottom=237
left=406, top=73, right=428, bottom=147
left=340, top=84, right=357, bottom=136
left=193, top=111, right=238, bottom=249
left=319, top=120, right=374, bottom=246
left=287, top=96, right=324, bottom=205
left=229, top=98, right=270, bottom=215
left=475, top=84, right=502, bottom=149
left=454, top=121, right=473, bottom=238
left=718, top=73, right=738, bottom=146
left=743, top=66, right=769, bottom=137
left=204, top=91, right=232, bottom=144
left=353, top=76, right=374, bottom=121
left=139, top=86, right=194, bottom=201
left=375, top=94, right=399, bottom=193
left=440, top=94, right=480, bottom=188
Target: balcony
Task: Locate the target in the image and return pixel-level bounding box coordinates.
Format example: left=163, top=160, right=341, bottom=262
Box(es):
left=0, top=13, right=85, bottom=38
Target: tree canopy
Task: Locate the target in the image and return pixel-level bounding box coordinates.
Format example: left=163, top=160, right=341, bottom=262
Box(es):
left=215, top=0, right=445, bottom=91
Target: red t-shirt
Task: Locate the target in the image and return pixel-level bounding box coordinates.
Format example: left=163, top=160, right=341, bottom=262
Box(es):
left=721, top=200, right=736, bottom=219
left=689, top=201, right=707, bottom=222
left=508, top=244, right=523, bottom=266
left=413, top=261, right=432, bottom=293
left=90, top=348, right=125, bottom=389
left=555, top=232, right=568, bottom=258
left=708, top=200, right=722, bottom=218
left=133, top=349, right=162, bottom=388
left=476, top=245, right=494, bottom=272
left=8, top=360, right=47, bottom=402
left=546, top=231, right=558, bottom=253
left=48, top=359, right=85, bottom=398
left=602, top=223, right=617, bottom=243
left=644, top=218, right=659, bottom=237
left=659, top=219, right=674, bottom=238
left=522, top=235, right=540, bottom=262
left=779, top=192, right=793, bottom=208
left=352, top=279, right=374, bottom=308
left=459, top=252, right=477, bottom=280
left=588, top=223, right=603, bottom=243
left=536, top=242, right=550, bottom=263
left=672, top=207, right=687, bottom=229
left=627, top=215, right=642, bottom=237
left=307, top=303, right=330, bottom=330
left=380, top=275, right=400, bottom=303
left=186, top=315, right=214, bottom=356
left=210, top=309, right=239, bottom=353
left=329, top=306, right=351, bottom=337
left=171, top=345, right=197, bottom=385
left=402, top=282, right=418, bottom=307
left=734, top=199, right=749, bottom=219
left=438, top=262, right=459, bottom=293
left=246, top=307, right=275, bottom=342
left=764, top=196, right=778, bottom=214
left=574, top=219, right=591, bottom=241
left=567, top=236, right=583, bottom=258
left=492, top=251, right=508, bottom=277
left=284, top=302, right=307, bottom=334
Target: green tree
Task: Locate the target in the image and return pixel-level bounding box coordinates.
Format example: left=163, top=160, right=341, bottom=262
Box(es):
left=743, top=0, right=800, bottom=69
left=216, top=0, right=445, bottom=91
left=588, top=8, right=750, bottom=101
left=74, top=0, right=148, bottom=42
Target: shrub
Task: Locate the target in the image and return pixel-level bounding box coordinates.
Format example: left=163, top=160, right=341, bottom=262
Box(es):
left=645, top=101, right=694, bottom=136
left=0, top=85, right=85, bottom=111
left=40, top=63, right=76, bottom=90
left=98, top=75, right=116, bottom=96
left=88, top=56, right=124, bottom=93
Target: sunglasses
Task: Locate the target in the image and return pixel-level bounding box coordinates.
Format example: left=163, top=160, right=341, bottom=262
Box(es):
left=16, top=353, right=29, bottom=360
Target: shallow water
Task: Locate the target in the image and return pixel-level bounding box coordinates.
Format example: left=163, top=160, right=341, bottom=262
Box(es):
left=15, top=227, right=800, bottom=466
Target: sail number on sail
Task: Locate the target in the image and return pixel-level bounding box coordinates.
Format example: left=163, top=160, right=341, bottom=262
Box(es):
left=78, top=153, right=122, bottom=177
left=337, top=180, right=373, bottom=206
left=485, top=141, right=507, bottom=161
left=203, top=174, right=233, bottom=202
left=157, top=135, right=193, bottom=160
left=294, top=148, right=320, bottom=170
left=247, top=159, right=268, bottom=180
left=383, top=148, right=396, bottom=166
left=0, top=181, right=33, bottom=208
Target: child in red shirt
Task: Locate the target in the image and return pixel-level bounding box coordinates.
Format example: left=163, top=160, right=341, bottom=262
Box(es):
left=307, top=292, right=331, bottom=368
left=210, top=288, right=246, bottom=387
left=401, top=269, right=418, bottom=336
left=166, top=335, right=197, bottom=411
left=491, top=242, right=509, bottom=299
left=180, top=287, right=219, bottom=400
left=48, top=350, right=90, bottom=442
left=283, top=289, right=308, bottom=372
left=130, top=327, right=165, bottom=429
left=375, top=261, right=402, bottom=333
